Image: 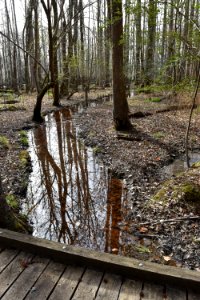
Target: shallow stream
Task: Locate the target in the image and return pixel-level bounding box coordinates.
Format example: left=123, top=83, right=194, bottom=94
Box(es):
left=24, top=99, right=200, bottom=260
left=24, top=102, right=131, bottom=254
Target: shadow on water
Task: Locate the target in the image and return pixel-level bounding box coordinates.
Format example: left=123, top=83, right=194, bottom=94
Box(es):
left=25, top=104, right=129, bottom=254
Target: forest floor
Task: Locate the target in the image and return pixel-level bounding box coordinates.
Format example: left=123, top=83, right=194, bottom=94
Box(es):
left=0, top=89, right=200, bottom=271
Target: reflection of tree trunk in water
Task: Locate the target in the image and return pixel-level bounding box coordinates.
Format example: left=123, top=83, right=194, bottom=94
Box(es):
left=54, top=111, right=77, bottom=243
left=76, top=137, right=90, bottom=211
left=63, top=110, right=79, bottom=215
left=70, top=126, right=85, bottom=212
left=82, top=146, right=99, bottom=239
left=105, top=177, right=122, bottom=254
left=34, top=127, right=59, bottom=231
left=63, top=112, right=95, bottom=241
left=34, top=124, right=73, bottom=242
left=72, top=131, right=92, bottom=231
left=62, top=109, right=94, bottom=243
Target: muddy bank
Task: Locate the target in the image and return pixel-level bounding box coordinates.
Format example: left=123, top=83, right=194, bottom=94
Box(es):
left=75, top=97, right=200, bottom=270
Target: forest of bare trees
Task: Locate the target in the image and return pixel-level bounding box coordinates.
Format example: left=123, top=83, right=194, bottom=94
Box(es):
left=0, top=0, right=199, bottom=94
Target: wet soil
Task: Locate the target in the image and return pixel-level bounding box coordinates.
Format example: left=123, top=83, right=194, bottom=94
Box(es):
left=76, top=93, right=200, bottom=270
left=0, top=90, right=200, bottom=270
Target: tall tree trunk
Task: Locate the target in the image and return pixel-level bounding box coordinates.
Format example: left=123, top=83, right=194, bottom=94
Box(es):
left=161, top=0, right=167, bottom=65
left=105, top=0, right=111, bottom=87
left=112, top=0, right=132, bottom=131
left=79, top=0, right=85, bottom=90
left=41, top=0, right=60, bottom=106
left=34, top=0, right=42, bottom=92
left=52, top=0, right=60, bottom=106
left=145, top=0, right=157, bottom=86
left=124, top=0, right=131, bottom=94
left=60, top=19, right=69, bottom=96
left=135, top=0, right=142, bottom=85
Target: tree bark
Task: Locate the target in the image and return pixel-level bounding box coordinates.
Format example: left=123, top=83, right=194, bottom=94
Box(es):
left=32, top=82, right=54, bottom=122
left=145, top=0, right=157, bottom=86
left=112, top=0, right=132, bottom=131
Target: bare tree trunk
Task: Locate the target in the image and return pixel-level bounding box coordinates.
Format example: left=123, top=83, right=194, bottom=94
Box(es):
left=41, top=0, right=60, bottom=106
left=135, top=0, right=142, bottom=86
left=32, top=82, right=54, bottom=122
left=145, top=0, right=157, bottom=86
left=105, top=0, right=111, bottom=87
left=112, top=0, right=132, bottom=131
left=34, top=0, right=42, bottom=92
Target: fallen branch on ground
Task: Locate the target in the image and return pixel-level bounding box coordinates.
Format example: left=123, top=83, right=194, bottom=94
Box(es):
left=139, top=216, right=200, bottom=226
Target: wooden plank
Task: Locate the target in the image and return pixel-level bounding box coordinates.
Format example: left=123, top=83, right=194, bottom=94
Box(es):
left=188, top=289, right=200, bottom=300
left=0, top=251, right=33, bottom=298
left=1, top=256, right=49, bottom=300
left=0, top=248, right=19, bottom=273
left=0, top=229, right=200, bottom=291
left=24, top=261, right=65, bottom=300
left=95, top=273, right=122, bottom=300
left=166, top=285, right=187, bottom=300
left=72, top=268, right=103, bottom=299
left=49, top=265, right=85, bottom=300
left=118, top=279, right=142, bottom=300
left=142, top=282, right=165, bottom=299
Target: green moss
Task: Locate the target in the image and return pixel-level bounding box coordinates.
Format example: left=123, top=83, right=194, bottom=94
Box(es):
left=19, top=150, right=29, bottom=166
left=192, top=161, right=200, bottom=168
left=5, top=194, right=19, bottom=210
left=152, top=179, right=200, bottom=210
left=93, top=146, right=102, bottom=154
left=135, top=245, right=151, bottom=254
left=88, top=130, right=96, bottom=137
left=145, top=97, right=162, bottom=103
left=0, top=135, right=10, bottom=149
left=181, top=183, right=200, bottom=202
left=152, top=131, right=166, bottom=139
left=6, top=105, right=18, bottom=111
left=152, top=179, right=172, bottom=203
left=19, top=130, right=29, bottom=147
left=13, top=213, right=32, bottom=233
left=135, top=85, right=168, bottom=94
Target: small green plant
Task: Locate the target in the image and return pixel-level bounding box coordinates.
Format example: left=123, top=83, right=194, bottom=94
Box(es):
left=135, top=245, right=151, bottom=254
left=0, top=135, right=10, bottom=149
left=6, top=194, right=19, bottom=210
left=153, top=131, right=166, bottom=139
left=93, top=146, right=102, bottom=154
left=19, top=150, right=29, bottom=166
left=6, top=105, right=18, bottom=111
left=19, top=130, right=29, bottom=147
left=145, top=97, right=162, bottom=103
left=135, top=85, right=168, bottom=94
left=88, top=130, right=96, bottom=138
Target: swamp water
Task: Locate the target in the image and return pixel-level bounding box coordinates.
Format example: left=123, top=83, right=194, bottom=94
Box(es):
left=24, top=104, right=130, bottom=254
left=163, top=152, right=200, bottom=177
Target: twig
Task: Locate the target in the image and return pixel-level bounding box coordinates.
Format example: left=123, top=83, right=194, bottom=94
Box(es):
left=139, top=216, right=200, bottom=227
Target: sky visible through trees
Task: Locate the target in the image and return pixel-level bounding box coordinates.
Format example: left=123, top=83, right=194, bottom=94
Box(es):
left=0, top=0, right=199, bottom=93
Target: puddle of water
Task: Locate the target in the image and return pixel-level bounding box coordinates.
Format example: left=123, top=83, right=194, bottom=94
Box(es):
left=24, top=107, right=129, bottom=254
left=163, top=152, right=200, bottom=176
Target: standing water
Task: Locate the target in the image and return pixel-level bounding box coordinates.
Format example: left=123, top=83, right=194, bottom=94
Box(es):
left=24, top=107, right=128, bottom=254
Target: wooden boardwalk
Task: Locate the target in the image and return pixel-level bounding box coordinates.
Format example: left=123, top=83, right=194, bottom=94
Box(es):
left=0, top=229, right=199, bottom=299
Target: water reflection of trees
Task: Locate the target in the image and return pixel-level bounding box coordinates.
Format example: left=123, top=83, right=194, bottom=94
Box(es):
left=26, top=109, right=127, bottom=252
